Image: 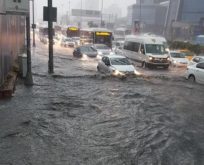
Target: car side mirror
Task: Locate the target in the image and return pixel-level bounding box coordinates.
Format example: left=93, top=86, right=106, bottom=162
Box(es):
left=105, top=61, right=110, bottom=66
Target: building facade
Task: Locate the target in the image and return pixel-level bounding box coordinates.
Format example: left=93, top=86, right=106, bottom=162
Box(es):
left=165, top=0, right=204, bottom=40
left=85, top=0, right=100, bottom=10
left=0, top=0, right=26, bottom=87
left=127, top=0, right=167, bottom=34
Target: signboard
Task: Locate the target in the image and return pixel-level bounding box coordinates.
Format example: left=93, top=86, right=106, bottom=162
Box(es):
left=0, top=0, right=5, bottom=14
left=43, top=6, right=57, bottom=22
left=96, top=32, right=111, bottom=36
left=4, top=0, right=29, bottom=14
left=68, top=27, right=78, bottom=31
left=72, top=9, right=101, bottom=18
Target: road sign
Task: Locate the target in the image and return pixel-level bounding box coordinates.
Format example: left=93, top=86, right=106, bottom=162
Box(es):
left=43, top=6, right=57, bottom=22
left=72, top=9, right=101, bottom=18
left=32, top=24, right=36, bottom=29
left=4, top=0, right=29, bottom=14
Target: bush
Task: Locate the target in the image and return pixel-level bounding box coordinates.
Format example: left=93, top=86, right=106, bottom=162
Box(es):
left=168, top=41, right=204, bottom=54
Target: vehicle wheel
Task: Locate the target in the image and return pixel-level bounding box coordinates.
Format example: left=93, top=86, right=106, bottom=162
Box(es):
left=188, top=75, right=195, bottom=82
left=142, top=62, right=147, bottom=69
left=97, top=66, right=100, bottom=72
left=164, top=66, right=169, bottom=70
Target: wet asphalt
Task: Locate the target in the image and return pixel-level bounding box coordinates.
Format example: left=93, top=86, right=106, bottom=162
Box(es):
left=0, top=40, right=204, bottom=165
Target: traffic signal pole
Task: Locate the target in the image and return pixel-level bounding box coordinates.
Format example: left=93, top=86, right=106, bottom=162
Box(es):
left=48, top=0, right=54, bottom=74
left=25, top=15, right=34, bottom=86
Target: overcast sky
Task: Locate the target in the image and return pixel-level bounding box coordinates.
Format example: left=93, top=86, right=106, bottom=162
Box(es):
left=34, top=0, right=136, bottom=22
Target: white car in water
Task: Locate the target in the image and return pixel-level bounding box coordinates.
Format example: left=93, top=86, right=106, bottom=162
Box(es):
left=97, top=54, right=140, bottom=76
left=188, top=56, right=204, bottom=66
left=185, top=62, right=204, bottom=84
left=169, top=51, right=189, bottom=67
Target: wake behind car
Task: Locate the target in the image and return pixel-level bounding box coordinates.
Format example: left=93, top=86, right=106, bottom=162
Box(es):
left=169, top=51, right=189, bottom=67
left=73, top=45, right=98, bottom=58
left=97, top=54, right=140, bottom=76
left=185, top=62, right=204, bottom=84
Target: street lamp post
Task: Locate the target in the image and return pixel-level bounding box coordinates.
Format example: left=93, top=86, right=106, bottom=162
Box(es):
left=80, top=0, right=82, bottom=28
left=25, top=14, right=34, bottom=86
left=68, top=0, right=70, bottom=24
left=101, top=0, right=103, bottom=27
left=32, top=0, right=36, bottom=47
left=139, top=0, right=141, bottom=32
left=48, top=0, right=54, bottom=74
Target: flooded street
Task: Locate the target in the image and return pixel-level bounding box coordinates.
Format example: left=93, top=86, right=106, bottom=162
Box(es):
left=0, top=41, right=204, bottom=165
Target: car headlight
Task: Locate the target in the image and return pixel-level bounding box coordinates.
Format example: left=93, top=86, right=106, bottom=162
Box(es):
left=112, top=70, right=125, bottom=76
left=149, top=56, right=153, bottom=60
left=98, top=51, right=103, bottom=55
left=167, top=57, right=170, bottom=61
left=134, top=70, right=141, bottom=76
left=110, top=52, right=114, bottom=55
left=97, top=55, right=102, bottom=60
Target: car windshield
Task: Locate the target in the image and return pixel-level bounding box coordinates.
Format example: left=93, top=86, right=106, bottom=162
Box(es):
left=171, top=52, right=185, bottom=58
left=145, top=44, right=166, bottom=55
left=95, top=45, right=109, bottom=50
left=110, top=57, right=131, bottom=65
left=80, top=46, right=96, bottom=52
left=72, top=37, right=80, bottom=40
left=65, top=38, right=73, bottom=42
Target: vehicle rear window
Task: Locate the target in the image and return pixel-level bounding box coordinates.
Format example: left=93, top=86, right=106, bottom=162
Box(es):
left=95, top=45, right=109, bottom=49
left=110, top=58, right=130, bottom=65
left=170, top=52, right=185, bottom=58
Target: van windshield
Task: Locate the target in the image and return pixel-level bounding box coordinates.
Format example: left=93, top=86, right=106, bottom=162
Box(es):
left=145, top=44, right=166, bottom=55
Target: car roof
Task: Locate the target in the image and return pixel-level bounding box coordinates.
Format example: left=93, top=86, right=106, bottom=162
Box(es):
left=94, top=44, right=107, bottom=46
left=169, top=50, right=182, bottom=53
left=193, top=56, right=204, bottom=58
left=104, top=54, right=126, bottom=59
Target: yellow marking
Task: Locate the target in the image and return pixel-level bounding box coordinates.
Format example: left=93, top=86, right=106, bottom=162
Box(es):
left=96, top=32, right=111, bottom=36
left=68, top=27, right=78, bottom=31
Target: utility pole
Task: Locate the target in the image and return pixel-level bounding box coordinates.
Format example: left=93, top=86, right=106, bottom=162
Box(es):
left=80, top=0, right=82, bottom=28
left=25, top=15, right=34, bottom=86
left=101, top=0, right=103, bottom=27
left=48, top=0, right=54, bottom=74
left=69, top=0, right=71, bottom=24
left=32, top=0, right=36, bottom=47
left=139, top=0, right=141, bottom=33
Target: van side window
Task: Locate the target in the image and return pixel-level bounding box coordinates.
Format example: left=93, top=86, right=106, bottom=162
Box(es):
left=128, top=42, right=134, bottom=51
left=133, top=42, right=140, bottom=52
left=140, top=44, right=145, bottom=54
left=124, top=41, right=129, bottom=50
left=124, top=41, right=140, bottom=52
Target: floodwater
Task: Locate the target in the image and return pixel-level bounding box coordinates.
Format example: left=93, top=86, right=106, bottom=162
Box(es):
left=0, top=41, right=204, bottom=165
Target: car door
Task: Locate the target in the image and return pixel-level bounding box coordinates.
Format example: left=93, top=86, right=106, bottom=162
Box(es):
left=195, top=63, right=204, bottom=84
left=101, top=57, right=110, bottom=73
left=99, top=57, right=108, bottom=73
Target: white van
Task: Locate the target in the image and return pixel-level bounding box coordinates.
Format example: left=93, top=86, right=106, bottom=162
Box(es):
left=123, top=34, right=170, bottom=69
